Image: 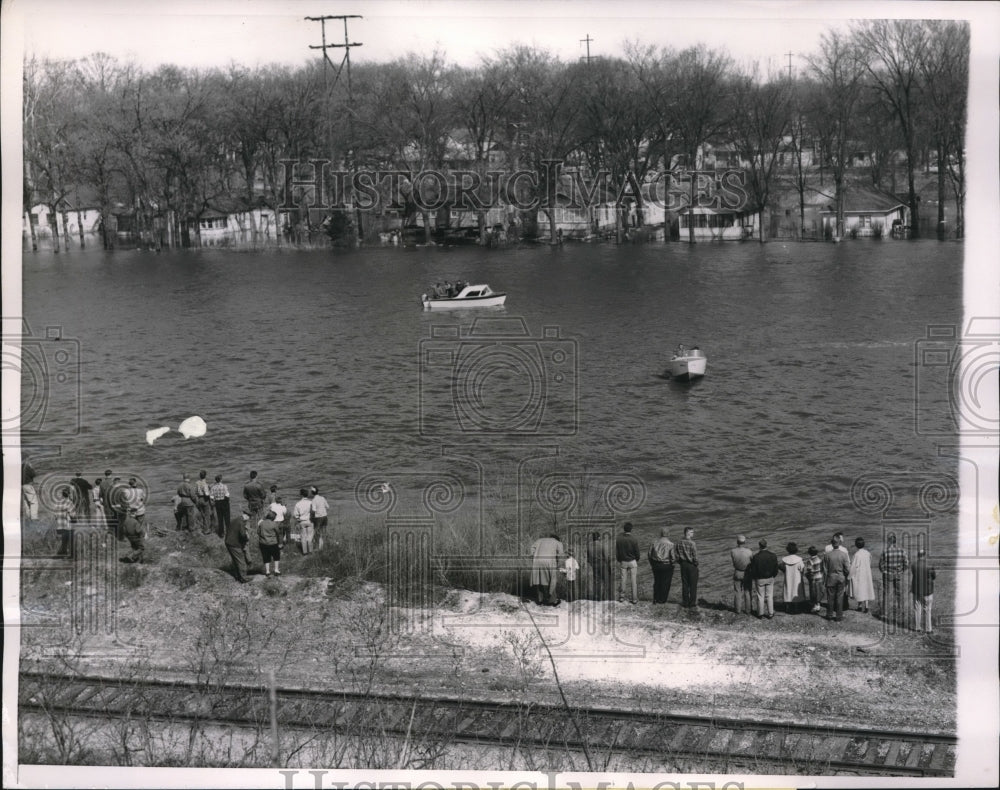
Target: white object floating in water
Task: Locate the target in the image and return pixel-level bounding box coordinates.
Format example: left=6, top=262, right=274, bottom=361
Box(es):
left=178, top=416, right=207, bottom=439
left=146, top=426, right=171, bottom=446
left=379, top=483, right=391, bottom=493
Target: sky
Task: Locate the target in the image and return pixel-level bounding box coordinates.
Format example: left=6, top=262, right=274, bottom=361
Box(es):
left=7, top=0, right=982, bottom=73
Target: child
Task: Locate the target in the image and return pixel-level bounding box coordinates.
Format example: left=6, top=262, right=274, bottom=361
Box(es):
left=803, top=546, right=824, bottom=613
left=560, top=549, right=580, bottom=603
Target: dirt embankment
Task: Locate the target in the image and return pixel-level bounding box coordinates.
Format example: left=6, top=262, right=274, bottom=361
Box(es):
left=19, top=527, right=956, bottom=740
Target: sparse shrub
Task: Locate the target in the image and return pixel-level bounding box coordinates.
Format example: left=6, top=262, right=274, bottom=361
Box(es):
left=872, top=221, right=884, bottom=239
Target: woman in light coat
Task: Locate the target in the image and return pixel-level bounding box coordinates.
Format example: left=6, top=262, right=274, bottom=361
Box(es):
left=849, top=536, right=875, bottom=613
left=779, top=542, right=807, bottom=614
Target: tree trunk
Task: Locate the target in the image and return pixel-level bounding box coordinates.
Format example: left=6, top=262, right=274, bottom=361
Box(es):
left=758, top=208, right=765, bottom=243
left=26, top=210, right=38, bottom=252
left=478, top=212, right=486, bottom=246
left=61, top=211, right=71, bottom=252
left=49, top=205, right=60, bottom=253
left=905, top=139, right=920, bottom=238
left=834, top=175, right=845, bottom=239
left=936, top=141, right=946, bottom=240
left=422, top=211, right=432, bottom=244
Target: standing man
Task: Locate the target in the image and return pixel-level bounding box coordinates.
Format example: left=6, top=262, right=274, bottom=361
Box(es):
left=195, top=470, right=213, bottom=534
left=647, top=527, right=676, bottom=604
left=310, top=486, right=329, bottom=550
left=243, top=471, right=267, bottom=525
left=878, top=533, right=908, bottom=623
left=586, top=530, right=613, bottom=601
left=910, top=548, right=937, bottom=633
left=210, top=474, right=231, bottom=537
left=225, top=513, right=251, bottom=583
left=749, top=539, right=779, bottom=619
left=675, top=527, right=700, bottom=609
left=822, top=534, right=852, bottom=622
left=530, top=533, right=565, bottom=606
left=176, top=474, right=198, bottom=533
left=730, top=535, right=754, bottom=615
left=615, top=522, right=641, bottom=604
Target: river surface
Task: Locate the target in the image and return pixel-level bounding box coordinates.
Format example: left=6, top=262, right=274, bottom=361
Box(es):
left=21, top=239, right=962, bottom=561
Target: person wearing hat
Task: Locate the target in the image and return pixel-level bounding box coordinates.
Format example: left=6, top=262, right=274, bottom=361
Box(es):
left=749, top=538, right=779, bottom=618
left=119, top=506, right=145, bottom=564
left=730, top=535, right=754, bottom=615
left=910, top=547, right=936, bottom=633
left=779, top=542, right=806, bottom=614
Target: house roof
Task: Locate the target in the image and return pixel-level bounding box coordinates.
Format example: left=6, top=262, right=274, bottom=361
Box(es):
left=819, top=187, right=905, bottom=215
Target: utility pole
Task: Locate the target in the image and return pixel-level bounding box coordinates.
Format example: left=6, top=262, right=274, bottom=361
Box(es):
left=785, top=51, right=794, bottom=81
left=580, top=34, right=593, bottom=65
left=305, top=14, right=363, bottom=241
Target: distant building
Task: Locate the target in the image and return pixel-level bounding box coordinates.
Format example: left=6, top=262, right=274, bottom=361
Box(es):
left=678, top=206, right=757, bottom=240
left=819, top=187, right=908, bottom=238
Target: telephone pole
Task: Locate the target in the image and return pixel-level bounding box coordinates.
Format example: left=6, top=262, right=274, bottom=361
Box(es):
left=305, top=15, right=363, bottom=155
left=306, top=14, right=363, bottom=239
left=580, top=34, right=593, bottom=65
left=785, top=51, right=794, bottom=81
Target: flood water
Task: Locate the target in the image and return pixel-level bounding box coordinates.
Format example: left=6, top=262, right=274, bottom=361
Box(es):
left=21, top=238, right=962, bottom=567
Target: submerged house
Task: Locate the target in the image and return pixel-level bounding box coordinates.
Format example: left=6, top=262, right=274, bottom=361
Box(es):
left=819, top=187, right=908, bottom=238
left=677, top=206, right=757, bottom=240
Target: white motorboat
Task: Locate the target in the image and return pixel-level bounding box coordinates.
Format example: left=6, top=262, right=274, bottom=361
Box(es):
left=668, top=345, right=707, bottom=380
left=421, top=283, right=506, bottom=310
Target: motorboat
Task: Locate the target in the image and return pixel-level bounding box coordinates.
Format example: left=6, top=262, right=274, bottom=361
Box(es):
left=667, top=345, right=707, bottom=380
left=421, top=283, right=506, bottom=310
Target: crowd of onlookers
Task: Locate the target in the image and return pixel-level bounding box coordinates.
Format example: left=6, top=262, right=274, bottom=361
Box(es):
left=21, top=462, right=938, bottom=632
left=531, top=523, right=938, bottom=633
left=20, top=463, right=331, bottom=583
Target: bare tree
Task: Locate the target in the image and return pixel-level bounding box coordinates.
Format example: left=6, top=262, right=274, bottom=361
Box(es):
left=853, top=20, right=929, bottom=238
left=728, top=67, right=792, bottom=242
left=917, top=20, right=968, bottom=239
left=807, top=31, right=867, bottom=239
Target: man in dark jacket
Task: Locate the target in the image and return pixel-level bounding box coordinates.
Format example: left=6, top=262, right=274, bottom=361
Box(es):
left=648, top=527, right=676, bottom=604
left=615, top=522, right=641, bottom=603
left=586, top=530, right=613, bottom=600
left=748, top=538, right=779, bottom=618
left=225, top=514, right=251, bottom=583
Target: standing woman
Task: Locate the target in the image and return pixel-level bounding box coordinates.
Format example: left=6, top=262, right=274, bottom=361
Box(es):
left=779, top=542, right=807, bottom=613
left=849, top=536, right=875, bottom=613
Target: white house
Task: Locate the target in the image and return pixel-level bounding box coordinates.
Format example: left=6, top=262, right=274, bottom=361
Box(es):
left=819, top=187, right=908, bottom=238
left=678, top=206, right=757, bottom=240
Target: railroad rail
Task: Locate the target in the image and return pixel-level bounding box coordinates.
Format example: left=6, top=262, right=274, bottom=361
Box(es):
left=18, top=670, right=955, bottom=776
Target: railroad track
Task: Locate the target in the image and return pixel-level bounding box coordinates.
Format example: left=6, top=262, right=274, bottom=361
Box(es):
left=18, top=670, right=955, bottom=775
